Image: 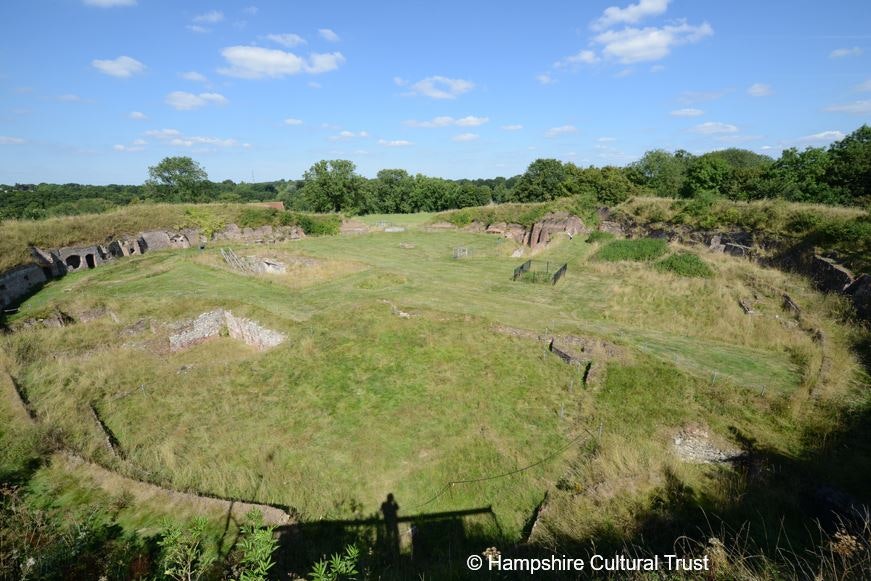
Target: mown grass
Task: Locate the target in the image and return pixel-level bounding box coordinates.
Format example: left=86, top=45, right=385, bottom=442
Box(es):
left=595, top=238, right=668, bottom=262
left=1, top=220, right=867, bottom=574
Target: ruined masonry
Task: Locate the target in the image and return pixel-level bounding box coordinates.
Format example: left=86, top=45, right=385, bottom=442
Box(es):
left=169, top=309, right=286, bottom=352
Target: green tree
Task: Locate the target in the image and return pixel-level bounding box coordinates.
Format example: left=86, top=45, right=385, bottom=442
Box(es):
left=374, top=169, right=415, bottom=213
left=825, top=124, right=871, bottom=204
left=145, top=156, right=209, bottom=202
left=626, top=149, right=694, bottom=197
left=300, top=160, right=367, bottom=213
left=514, top=159, right=568, bottom=202
left=681, top=154, right=732, bottom=198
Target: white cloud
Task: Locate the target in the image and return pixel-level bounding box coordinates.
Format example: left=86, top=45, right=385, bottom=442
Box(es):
left=187, top=25, right=208, bottom=33
left=180, top=71, right=208, bottom=82
left=797, top=130, right=846, bottom=143
left=329, top=130, right=368, bottom=141
left=403, top=76, right=474, bottom=99
left=266, top=33, right=306, bottom=47
left=830, top=47, right=862, bottom=58
left=691, top=121, right=738, bottom=134
left=146, top=128, right=240, bottom=148
left=113, top=142, right=144, bottom=152
left=243, top=6, right=258, bottom=15
left=319, top=28, right=340, bottom=42
left=554, top=50, right=599, bottom=68
left=145, top=128, right=181, bottom=138
left=670, top=107, right=704, bottom=117
left=747, top=83, right=772, bottom=97
left=194, top=10, right=224, bottom=23
left=502, top=124, right=523, bottom=131
left=165, top=91, right=228, bottom=110
left=0, top=136, right=25, bottom=144
left=592, top=0, right=670, bottom=30
left=405, top=115, right=489, bottom=128
left=92, top=55, right=145, bottom=78
left=452, top=133, right=479, bottom=142
left=825, top=100, right=871, bottom=115
left=283, top=118, right=303, bottom=125
left=218, top=46, right=345, bottom=78
left=536, top=73, right=556, bottom=85
left=56, top=94, right=83, bottom=102
left=597, top=136, right=617, bottom=142
left=83, top=0, right=136, bottom=6
left=378, top=139, right=412, bottom=147
left=857, top=79, right=871, bottom=92
left=393, top=77, right=408, bottom=86
left=593, top=20, right=713, bottom=63
left=128, top=111, right=147, bottom=120
left=679, top=90, right=727, bottom=104
left=545, top=125, right=577, bottom=138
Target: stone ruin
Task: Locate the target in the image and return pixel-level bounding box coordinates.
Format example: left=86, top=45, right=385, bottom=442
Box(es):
left=169, top=309, right=286, bottom=352
left=473, top=211, right=589, bottom=249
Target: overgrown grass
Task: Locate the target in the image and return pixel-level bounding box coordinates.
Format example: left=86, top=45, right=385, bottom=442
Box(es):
left=0, top=203, right=341, bottom=271
left=586, top=230, right=615, bottom=243
left=1, top=222, right=867, bottom=578
left=595, top=238, right=668, bottom=262
left=655, top=251, right=714, bottom=278
left=436, top=196, right=599, bottom=229
left=617, top=196, right=871, bottom=272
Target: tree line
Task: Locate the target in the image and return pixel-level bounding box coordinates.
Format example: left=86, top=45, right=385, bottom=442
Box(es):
left=1, top=124, right=868, bottom=221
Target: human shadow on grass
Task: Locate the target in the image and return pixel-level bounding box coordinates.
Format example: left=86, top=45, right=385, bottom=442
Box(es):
left=273, top=494, right=510, bottom=580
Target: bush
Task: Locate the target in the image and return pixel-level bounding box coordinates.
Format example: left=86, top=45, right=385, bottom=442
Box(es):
left=596, top=238, right=668, bottom=262
left=655, top=252, right=714, bottom=278
left=586, top=231, right=615, bottom=243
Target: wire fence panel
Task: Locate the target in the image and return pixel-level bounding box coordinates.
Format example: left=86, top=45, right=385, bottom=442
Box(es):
left=513, top=259, right=532, bottom=281
left=551, top=263, right=568, bottom=285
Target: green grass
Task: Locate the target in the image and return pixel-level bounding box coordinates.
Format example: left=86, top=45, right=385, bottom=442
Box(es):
left=655, top=251, right=714, bottom=278
left=595, top=238, right=668, bottom=262
left=586, top=231, right=615, bottom=243
left=2, top=218, right=865, bottom=574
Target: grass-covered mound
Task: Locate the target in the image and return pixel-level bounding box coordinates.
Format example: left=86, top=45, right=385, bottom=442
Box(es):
left=655, top=251, right=714, bottom=278
left=0, top=204, right=341, bottom=271
left=586, top=231, right=615, bottom=243
left=436, top=197, right=598, bottom=228
left=595, top=238, right=668, bottom=262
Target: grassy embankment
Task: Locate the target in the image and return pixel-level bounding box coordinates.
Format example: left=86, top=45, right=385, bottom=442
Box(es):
left=1, top=201, right=868, bottom=577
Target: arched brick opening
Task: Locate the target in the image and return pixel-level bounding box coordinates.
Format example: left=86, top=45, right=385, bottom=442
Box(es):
left=85, top=254, right=96, bottom=269
left=65, top=255, right=81, bottom=269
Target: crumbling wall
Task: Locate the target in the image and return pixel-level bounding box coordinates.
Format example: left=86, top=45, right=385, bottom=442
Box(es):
left=0, top=264, right=48, bottom=309
left=169, top=310, right=225, bottom=352
left=169, top=309, right=286, bottom=352
left=224, top=311, right=287, bottom=350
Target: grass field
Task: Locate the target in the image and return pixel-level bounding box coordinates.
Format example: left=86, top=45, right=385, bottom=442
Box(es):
left=2, top=217, right=868, bottom=575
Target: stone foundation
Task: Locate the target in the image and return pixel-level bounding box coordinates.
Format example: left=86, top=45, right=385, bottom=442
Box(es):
left=169, top=309, right=286, bottom=352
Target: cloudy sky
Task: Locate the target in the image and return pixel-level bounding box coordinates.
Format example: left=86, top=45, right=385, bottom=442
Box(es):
left=0, top=0, right=869, bottom=184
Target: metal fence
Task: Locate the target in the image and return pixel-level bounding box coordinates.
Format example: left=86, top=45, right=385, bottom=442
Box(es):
left=551, top=263, right=568, bottom=285
left=512, top=260, right=568, bottom=285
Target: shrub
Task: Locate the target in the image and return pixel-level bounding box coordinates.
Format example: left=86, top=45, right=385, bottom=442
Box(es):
left=655, top=252, right=714, bottom=278
left=281, top=212, right=341, bottom=236
left=596, top=238, right=668, bottom=262
left=586, top=231, right=615, bottom=243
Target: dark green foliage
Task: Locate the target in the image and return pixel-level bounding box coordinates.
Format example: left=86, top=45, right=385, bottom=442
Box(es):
left=309, top=544, right=360, bottom=581
left=586, top=231, right=615, bottom=243
left=595, top=238, right=668, bottom=262
left=146, top=156, right=210, bottom=203
left=231, top=510, right=278, bottom=581
left=514, top=158, right=568, bottom=202
left=655, top=252, right=714, bottom=277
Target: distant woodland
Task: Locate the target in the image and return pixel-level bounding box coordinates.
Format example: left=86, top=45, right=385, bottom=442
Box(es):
left=1, top=124, right=868, bottom=220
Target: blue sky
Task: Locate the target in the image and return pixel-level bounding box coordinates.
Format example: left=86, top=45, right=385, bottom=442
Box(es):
left=1, top=0, right=869, bottom=184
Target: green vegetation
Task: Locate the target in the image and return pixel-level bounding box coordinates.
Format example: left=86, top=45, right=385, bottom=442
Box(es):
left=4, top=124, right=867, bottom=223
left=1, top=213, right=868, bottom=578
left=585, top=230, right=615, bottom=243
left=595, top=238, right=668, bottom=262
left=0, top=203, right=341, bottom=271
left=655, top=252, right=714, bottom=278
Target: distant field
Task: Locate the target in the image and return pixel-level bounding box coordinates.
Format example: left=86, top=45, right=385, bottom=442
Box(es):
left=2, top=216, right=864, bottom=557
